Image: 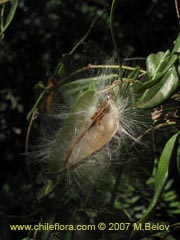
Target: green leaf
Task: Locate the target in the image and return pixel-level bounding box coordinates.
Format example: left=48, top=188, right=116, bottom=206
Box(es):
left=136, top=34, right=180, bottom=94
left=172, top=33, right=180, bottom=54
left=136, top=66, right=180, bottom=109
left=60, top=74, right=117, bottom=90
left=136, top=50, right=178, bottom=93
left=127, top=67, right=140, bottom=80
left=155, top=132, right=179, bottom=194
left=1, top=0, right=18, bottom=34
left=58, top=74, right=117, bottom=103
left=55, top=53, right=70, bottom=81
left=131, top=131, right=180, bottom=239
left=146, top=50, right=170, bottom=79
left=44, top=179, right=58, bottom=196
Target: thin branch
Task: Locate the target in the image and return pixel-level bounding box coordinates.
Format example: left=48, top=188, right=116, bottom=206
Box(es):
left=0, top=3, right=5, bottom=38
left=26, top=83, right=54, bottom=121
left=130, top=121, right=176, bottom=148
left=175, top=0, right=180, bottom=29
left=25, top=109, right=38, bottom=153
left=69, top=9, right=106, bottom=55
left=110, top=0, right=122, bottom=81
left=58, top=64, right=146, bottom=85
left=0, top=0, right=10, bottom=4
left=25, top=108, right=39, bottom=205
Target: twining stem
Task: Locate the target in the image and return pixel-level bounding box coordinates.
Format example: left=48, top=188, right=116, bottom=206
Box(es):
left=25, top=109, right=38, bottom=153
left=0, top=0, right=9, bottom=4
left=59, top=64, right=146, bottom=84
left=130, top=121, right=176, bottom=148
left=27, top=64, right=145, bottom=121
left=26, top=86, right=53, bottom=121
left=69, top=9, right=106, bottom=55
left=175, top=0, right=180, bottom=28
left=110, top=0, right=122, bottom=80
left=25, top=108, right=40, bottom=205
left=87, top=64, right=146, bottom=73
left=0, top=3, right=5, bottom=37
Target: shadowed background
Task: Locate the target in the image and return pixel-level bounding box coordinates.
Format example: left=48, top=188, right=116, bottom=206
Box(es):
left=0, top=0, right=179, bottom=239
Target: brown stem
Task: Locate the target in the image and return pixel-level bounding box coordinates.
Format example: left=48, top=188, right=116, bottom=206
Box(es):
left=175, top=0, right=180, bottom=28
left=25, top=108, right=39, bottom=205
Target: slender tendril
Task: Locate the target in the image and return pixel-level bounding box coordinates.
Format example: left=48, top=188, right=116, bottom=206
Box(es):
left=110, top=0, right=122, bottom=81
left=59, top=64, right=146, bottom=85
left=25, top=109, right=40, bottom=206
left=69, top=10, right=106, bottom=55
left=0, top=3, right=5, bottom=38
left=175, top=0, right=180, bottom=29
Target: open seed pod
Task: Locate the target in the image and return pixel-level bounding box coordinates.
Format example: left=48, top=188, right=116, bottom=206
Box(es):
left=47, top=82, right=122, bottom=181
left=30, top=62, right=151, bottom=203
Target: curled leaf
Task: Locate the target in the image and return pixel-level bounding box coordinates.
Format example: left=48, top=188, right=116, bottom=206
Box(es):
left=136, top=66, right=180, bottom=109
left=146, top=50, right=170, bottom=79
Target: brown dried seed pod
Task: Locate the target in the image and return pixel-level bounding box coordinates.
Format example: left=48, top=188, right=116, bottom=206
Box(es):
left=65, top=97, right=120, bottom=167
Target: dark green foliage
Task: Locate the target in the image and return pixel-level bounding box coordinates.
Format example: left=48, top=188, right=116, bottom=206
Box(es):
left=136, top=35, right=180, bottom=108
left=1, top=1, right=180, bottom=240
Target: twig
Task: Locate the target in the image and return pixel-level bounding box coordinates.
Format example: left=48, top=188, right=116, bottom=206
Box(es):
left=130, top=121, right=176, bottom=148
left=0, top=0, right=9, bottom=4
left=175, top=0, right=180, bottom=29
left=69, top=9, right=107, bottom=55
left=25, top=109, right=38, bottom=153
left=25, top=108, right=39, bottom=205
left=58, top=64, right=146, bottom=85
left=26, top=86, right=53, bottom=121
left=110, top=0, right=122, bottom=81
left=0, top=2, right=5, bottom=38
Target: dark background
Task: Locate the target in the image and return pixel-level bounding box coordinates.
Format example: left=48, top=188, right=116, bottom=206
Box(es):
left=0, top=0, right=179, bottom=239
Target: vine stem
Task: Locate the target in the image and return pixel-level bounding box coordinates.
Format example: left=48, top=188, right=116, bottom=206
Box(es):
left=175, top=0, right=180, bottom=29
left=110, top=0, right=122, bottom=81
left=0, top=3, right=5, bottom=38
left=0, top=0, right=10, bottom=4
left=69, top=9, right=106, bottom=55
left=27, top=64, right=145, bottom=121
left=25, top=108, right=40, bottom=206
left=59, top=64, right=146, bottom=85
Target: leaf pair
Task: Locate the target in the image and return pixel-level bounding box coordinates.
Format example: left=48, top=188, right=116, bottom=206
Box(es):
left=136, top=34, right=180, bottom=109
